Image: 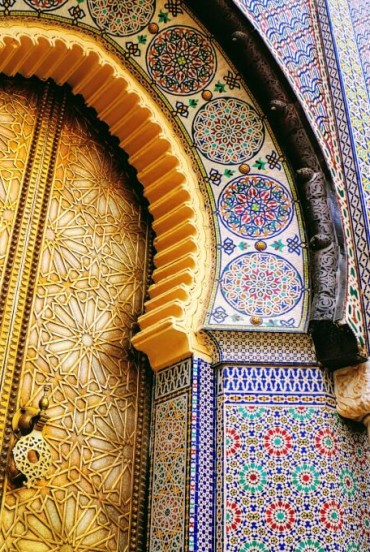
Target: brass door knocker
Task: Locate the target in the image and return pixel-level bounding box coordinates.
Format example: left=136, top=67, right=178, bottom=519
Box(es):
left=8, top=385, right=52, bottom=487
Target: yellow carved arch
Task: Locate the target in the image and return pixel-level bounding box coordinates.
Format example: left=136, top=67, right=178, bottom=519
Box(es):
left=0, top=20, right=212, bottom=370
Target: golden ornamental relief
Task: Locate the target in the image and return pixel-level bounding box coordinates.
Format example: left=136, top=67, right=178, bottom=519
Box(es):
left=0, top=79, right=38, bottom=291
left=0, top=78, right=150, bottom=551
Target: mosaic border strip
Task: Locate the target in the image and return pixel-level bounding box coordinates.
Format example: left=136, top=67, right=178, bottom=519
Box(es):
left=151, top=357, right=216, bottom=551
left=150, top=359, right=193, bottom=551
left=189, top=357, right=215, bottom=551
left=316, top=0, right=370, bottom=350
left=218, top=365, right=336, bottom=406
left=154, top=358, right=192, bottom=399
left=216, top=394, right=224, bottom=552
left=208, top=331, right=317, bottom=364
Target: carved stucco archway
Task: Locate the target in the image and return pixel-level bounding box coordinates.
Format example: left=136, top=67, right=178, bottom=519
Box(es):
left=0, top=20, right=212, bottom=370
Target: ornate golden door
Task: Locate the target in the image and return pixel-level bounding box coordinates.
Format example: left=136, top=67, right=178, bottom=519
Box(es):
left=0, top=77, right=150, bottom=551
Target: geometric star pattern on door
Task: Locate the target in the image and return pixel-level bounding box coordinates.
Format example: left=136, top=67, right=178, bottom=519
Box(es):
left=0, top=88, right=148, bottom=551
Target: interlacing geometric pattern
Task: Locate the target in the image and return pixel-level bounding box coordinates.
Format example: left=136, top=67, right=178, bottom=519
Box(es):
left=0, top=84, right=149, bottom=551
left=150, top=394, right=188, bottom=551
left=219, top=365, right=370, bottom=551
left=88, top=0, right=155, bottom=36
left=224, top=405, right=370, bottom=550
left=146, top=26, right=216, bottom=95
left=208, top=331, right=317, bottom=364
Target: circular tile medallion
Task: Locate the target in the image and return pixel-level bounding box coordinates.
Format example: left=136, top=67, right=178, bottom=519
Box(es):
left=220, top=252, right=303, bottom=317
left=24, top=0, right=68, bottom=10
left=88, top=0, right=155, bottom=36
left=218, top=174, right=293, bottom=239
left=193, top=97, right=264, bottom=164
left=146, top=25, right=216, bottom=95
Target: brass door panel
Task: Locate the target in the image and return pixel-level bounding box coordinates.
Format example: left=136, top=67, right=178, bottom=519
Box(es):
left=0, top=78, right=150, bottom=551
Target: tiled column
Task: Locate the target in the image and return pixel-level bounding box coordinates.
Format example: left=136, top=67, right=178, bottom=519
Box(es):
left=148, top=357, right=215, bottom=551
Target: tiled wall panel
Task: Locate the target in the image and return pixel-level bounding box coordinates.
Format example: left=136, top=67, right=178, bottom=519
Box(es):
left=218, top=365, right=370, bottom=551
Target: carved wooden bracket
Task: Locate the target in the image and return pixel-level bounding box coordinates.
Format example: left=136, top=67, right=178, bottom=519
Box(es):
left=296, top=168, right=337, bottom=320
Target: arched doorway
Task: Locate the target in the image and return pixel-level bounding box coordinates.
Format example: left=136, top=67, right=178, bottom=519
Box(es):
left=0, top=76, right=151, bottom=551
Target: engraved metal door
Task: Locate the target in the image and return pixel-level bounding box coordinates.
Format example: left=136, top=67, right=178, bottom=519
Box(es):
left=0, top=77, right=150, bottom=551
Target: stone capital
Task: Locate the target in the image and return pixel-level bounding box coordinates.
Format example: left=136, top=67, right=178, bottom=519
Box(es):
left=334, top=360, right=370, bottom=422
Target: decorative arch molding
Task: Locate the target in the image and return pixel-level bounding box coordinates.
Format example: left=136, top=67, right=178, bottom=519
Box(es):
left=0, top=21, right=212, bottom=370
